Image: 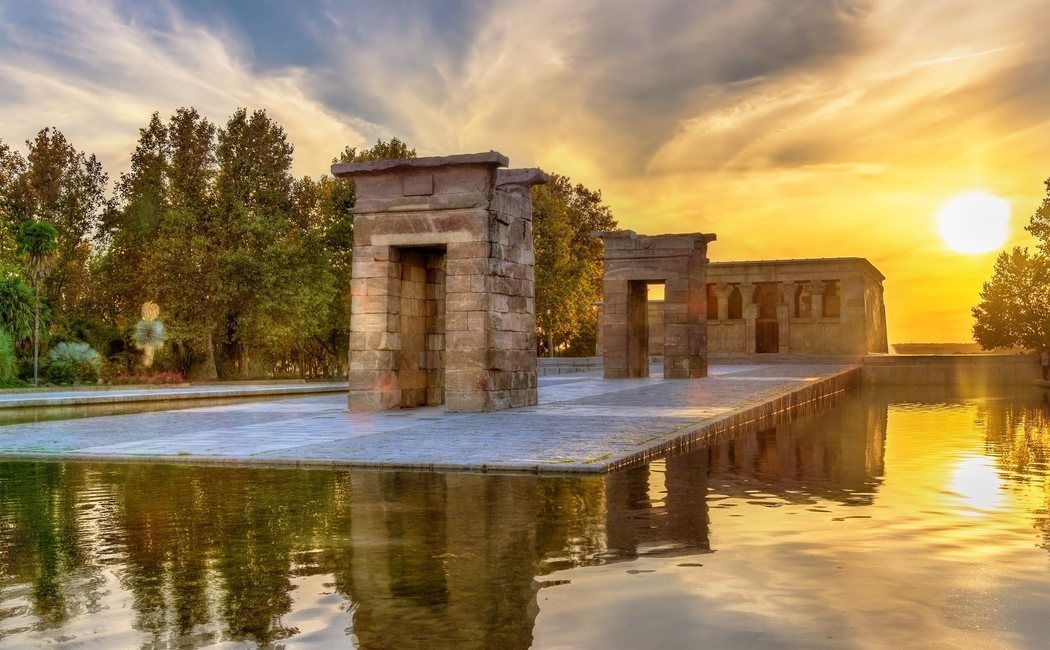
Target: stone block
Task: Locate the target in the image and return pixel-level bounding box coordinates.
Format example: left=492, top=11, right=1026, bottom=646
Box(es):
left=447, top=330, right=488, bottom=350
left=446, top=292, right=488, bottom=313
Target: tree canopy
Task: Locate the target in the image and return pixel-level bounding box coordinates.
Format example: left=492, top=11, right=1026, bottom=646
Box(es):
left=0, top=111, right=607, bottom=382
left=532, top=174, right=617, bottom=356
left=973, top=178, right=1050, bottom=351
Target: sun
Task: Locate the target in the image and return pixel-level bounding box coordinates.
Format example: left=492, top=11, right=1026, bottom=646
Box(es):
left=937, top=191, right=1011, bottom=254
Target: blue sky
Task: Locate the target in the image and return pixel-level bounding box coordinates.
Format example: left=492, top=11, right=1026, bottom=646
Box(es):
left=1, top=0, right=1048, bottom=342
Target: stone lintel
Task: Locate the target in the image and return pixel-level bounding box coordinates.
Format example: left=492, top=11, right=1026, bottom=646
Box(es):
left=595, top=230, right=717, bottom=258
left=496, top=167, right=549, bottom=189
left=332, top=151, right=509, bottom=177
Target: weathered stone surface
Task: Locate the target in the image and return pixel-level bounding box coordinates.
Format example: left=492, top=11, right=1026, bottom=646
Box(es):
left=700, top=258, right=887, bottom=356
left=340, top=151, right=546, bottom=412
left=332, top=151, right=508, bottom=176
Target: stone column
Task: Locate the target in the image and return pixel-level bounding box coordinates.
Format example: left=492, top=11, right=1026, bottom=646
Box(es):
left=740, top=283, right=757, bottom=354
left=775, top=283, right=791, bottom=353
left=808, top=281, right=826, bottom=319
left=714, top=283, right=731, bottom=321
left=601, top=278, right=631, bottom=378
left=594, top=300, right=604, bottom=356
left=346, top=244, right=403, bottom=410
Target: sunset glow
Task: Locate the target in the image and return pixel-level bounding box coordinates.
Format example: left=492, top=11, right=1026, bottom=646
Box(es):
left=1, top=0, right=1048, bottom=343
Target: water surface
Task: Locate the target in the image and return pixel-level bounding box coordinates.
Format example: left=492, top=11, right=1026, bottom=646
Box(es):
left=3, top=385, right=1050, bottom=647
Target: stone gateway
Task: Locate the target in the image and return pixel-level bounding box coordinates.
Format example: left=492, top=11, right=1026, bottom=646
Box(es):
left=594, top=230, right=717, bottom=379
left=333, top=152, right=547, bottom=412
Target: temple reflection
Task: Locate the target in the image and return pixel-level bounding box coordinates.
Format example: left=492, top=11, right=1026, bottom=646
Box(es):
left=0, top=390, right=891, bottom=647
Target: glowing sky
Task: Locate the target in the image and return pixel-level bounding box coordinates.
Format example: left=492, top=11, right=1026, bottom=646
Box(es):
left=1, top=0, right=1048, bottom=344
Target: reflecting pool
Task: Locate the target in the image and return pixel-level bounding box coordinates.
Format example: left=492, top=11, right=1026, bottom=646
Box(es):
left=4, top=385, right=1050, bottom=647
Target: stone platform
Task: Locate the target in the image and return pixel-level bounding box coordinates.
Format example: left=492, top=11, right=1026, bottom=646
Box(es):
left=0, top=365, right=859, bottom=473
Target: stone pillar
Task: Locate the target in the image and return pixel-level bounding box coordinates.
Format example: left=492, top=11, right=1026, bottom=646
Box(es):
left=334, top=152, right=547, bottom=412
left=595, top=230, right=717, bottom=379
left=740, top=283, right=757, bottom=354
left=775, top=283, right=791, bottom=353
left=714, top=283, right=731, bottom=321
left=627, top=281, right=649, bottom=377
left=808, top=281, right=826, bottom=319
left=594, top=300, right=604, bottom=356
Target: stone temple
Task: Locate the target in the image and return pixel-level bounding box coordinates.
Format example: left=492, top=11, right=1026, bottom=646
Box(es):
left=333, top=152, right=547, bottom=413
left=607, top=257, right=889, bottom=360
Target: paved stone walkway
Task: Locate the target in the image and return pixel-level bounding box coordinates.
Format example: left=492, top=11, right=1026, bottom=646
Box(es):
left=0, top=382, right=348, bottom=408
left=0, top=365, right=856, bottom=473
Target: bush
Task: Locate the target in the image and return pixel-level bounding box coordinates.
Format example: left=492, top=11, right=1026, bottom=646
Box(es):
left=48, top=341, right=102, bottom=383
left=45, top=359, right=77, bottom=385
left=0, top=328, right=16, bottom=383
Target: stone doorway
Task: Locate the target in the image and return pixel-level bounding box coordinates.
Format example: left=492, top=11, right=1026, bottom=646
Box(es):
left=624, top=280, right=665, bottom=378
left=754, top=283, right=780, bottom=354
left=756, top=320, right=779, bottom=353
left=397, top=247, right=446, bottom=407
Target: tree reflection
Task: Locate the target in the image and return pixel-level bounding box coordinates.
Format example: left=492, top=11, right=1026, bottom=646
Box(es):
left=978, top=391, right=1050, bottom=551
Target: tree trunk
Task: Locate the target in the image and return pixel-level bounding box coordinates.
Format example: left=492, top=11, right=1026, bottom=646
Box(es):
left=204, top=331, right=218, bottom=380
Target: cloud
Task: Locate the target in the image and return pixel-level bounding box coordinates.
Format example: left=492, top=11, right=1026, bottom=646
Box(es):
left=0, top=0, right=373, bottom=178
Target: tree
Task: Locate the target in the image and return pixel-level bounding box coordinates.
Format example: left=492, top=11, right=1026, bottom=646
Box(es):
left=334, top=137, right=415, bottom=164
left=0, top=140, right=30, bottom=261
left=974, top=178, right=1050, bottom=351
left=16, top=220, right=58, bottom=385
left=0, top=270, right=38, bottom=345
left=13, top=129, right=109, bottom=340
left=532, top=174, right=617, bottom=356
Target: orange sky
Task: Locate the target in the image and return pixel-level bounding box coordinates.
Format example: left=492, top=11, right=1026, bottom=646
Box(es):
left=1, top=0, right=1047, bottom=343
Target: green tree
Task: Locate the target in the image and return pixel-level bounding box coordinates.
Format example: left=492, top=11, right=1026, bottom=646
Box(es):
left=148, top=107, right=220, bottom=377
left=16, top=219, right=58, bottom=385
left=95, top=112, right=170, bottom=325
left=532, top=174, right=617, bottom=356
left=0, top=270, right=38, bottom=344
left=96, top=108, right=221, bottom=377
left=0, top=140, right=30, bottom=261
left=974, top=178, right=1050, bottom=351
left=213, top=107, right=340, bottom=375
left=335, top=137, right=416, bottom=164
left=22, top=128, right=108, bottom=333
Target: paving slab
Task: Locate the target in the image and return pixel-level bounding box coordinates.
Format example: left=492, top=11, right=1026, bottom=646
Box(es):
left=0, top=364, right=859, bottom=473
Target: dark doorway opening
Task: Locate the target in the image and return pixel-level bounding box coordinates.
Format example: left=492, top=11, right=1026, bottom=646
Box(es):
left=756, top=320, right=779, bottom=353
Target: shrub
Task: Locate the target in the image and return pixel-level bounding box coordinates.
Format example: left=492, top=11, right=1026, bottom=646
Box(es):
left=0, top=328, right=16, bottom=383
left=0, top=274, right=36, bottom=344
left=45, top=359, right=77, bottom=385
left=48, top=341, right=102, bottom=383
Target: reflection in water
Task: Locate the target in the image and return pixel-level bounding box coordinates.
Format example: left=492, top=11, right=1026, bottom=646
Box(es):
left=5, top=386, right=1050, bottom=646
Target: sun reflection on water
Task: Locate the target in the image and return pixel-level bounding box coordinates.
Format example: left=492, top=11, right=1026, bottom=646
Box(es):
left=948, top=454, right=1005, bottom=514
